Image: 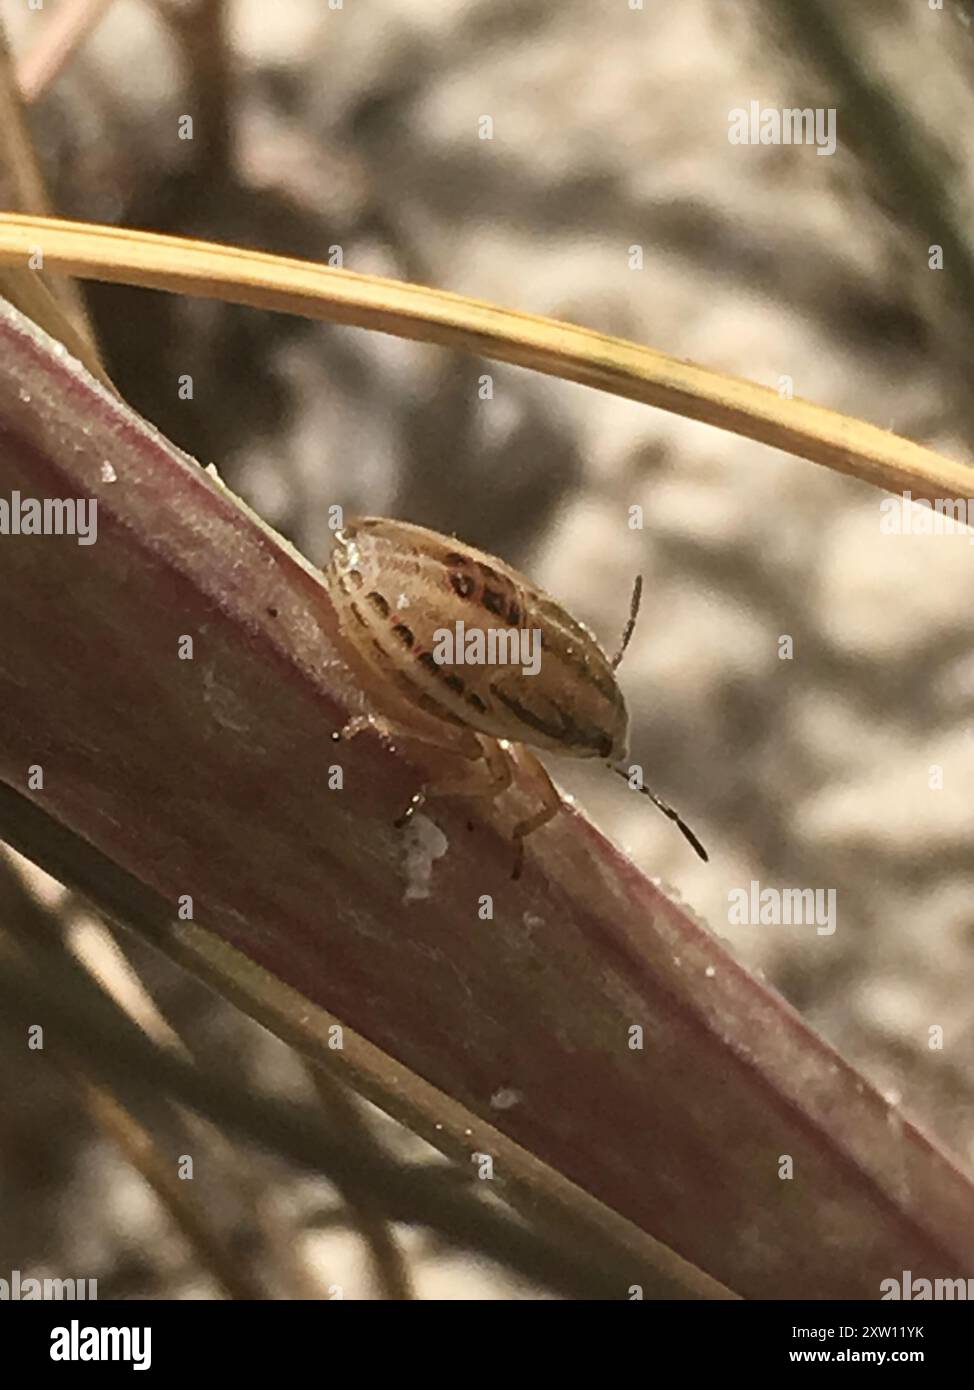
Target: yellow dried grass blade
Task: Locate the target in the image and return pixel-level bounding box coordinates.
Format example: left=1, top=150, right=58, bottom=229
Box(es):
left=0, top=211, right=969, bottom=505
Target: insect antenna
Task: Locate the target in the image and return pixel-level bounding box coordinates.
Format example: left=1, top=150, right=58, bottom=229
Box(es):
left=609, top=763, right=709, bottom=861
left=611, top=575, right=643, bottom=670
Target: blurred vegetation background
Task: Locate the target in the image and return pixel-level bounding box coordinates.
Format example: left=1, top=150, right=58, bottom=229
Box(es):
left=1, top=0, right=973, bottom=1298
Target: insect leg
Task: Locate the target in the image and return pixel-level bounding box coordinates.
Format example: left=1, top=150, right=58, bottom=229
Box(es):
left=507, top=746, right=564, bottom=881
left=392, top=732, right=511, bottom=829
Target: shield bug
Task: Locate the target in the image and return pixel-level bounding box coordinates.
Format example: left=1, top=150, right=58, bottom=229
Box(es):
left=326, top=516, right=706, bottom=878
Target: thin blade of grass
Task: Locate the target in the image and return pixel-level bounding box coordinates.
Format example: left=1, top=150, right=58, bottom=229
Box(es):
left=0, top=212, right=970, bottom=503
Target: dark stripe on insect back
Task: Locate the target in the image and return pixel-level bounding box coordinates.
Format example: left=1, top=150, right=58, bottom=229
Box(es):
left=360, top=624, right=469, bottom=729
left=449, top=570, right=477, bottom=599
left=335, top=559, right=370, bottom=630
left=346, top=574, right=413, bottom=648
left=443, top=556, right=526, bottom=627
left=533, top=604, right=622, bottom=706
left=490, top=684, right=611, bottom=756
left=482, top=587, right=508, bottom=617
left=473, top=559, right=524, bottom=624
left=340, top=548, right=492, bottom=723
left=442, top=553, right=503, bottom=582
left=342, top=567, right=364, bottom=590
left=334, top=562, right=365, bottom=599
left=552, top=648, right=624, bottom=712
left=468, top=581, right=523, bottom=627
left=413, top=643, right=495, bottom=719
left=336, top=562, right=468, bottom=728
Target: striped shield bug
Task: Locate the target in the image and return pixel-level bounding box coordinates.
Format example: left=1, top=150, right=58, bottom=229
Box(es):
left=325, top=516, right=706, bottom=878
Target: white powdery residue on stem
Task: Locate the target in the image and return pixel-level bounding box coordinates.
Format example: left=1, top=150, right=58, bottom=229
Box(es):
left=401, top=814, right=448, bottom=902
left=201, top=663, right=255, bottom=735
left=490, top=1088, right=523, bottom=1111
